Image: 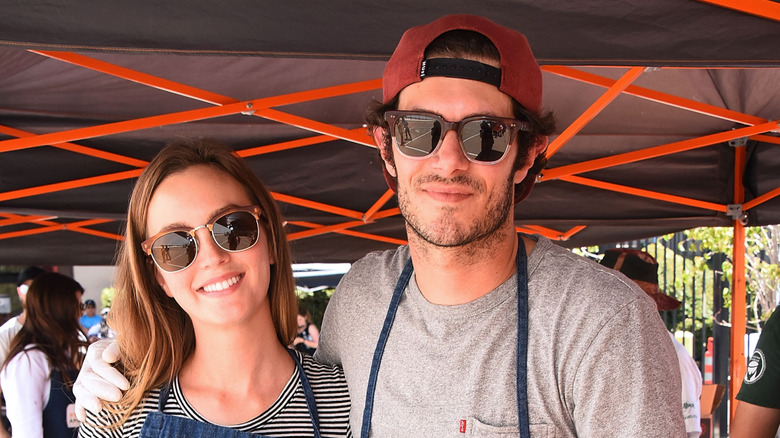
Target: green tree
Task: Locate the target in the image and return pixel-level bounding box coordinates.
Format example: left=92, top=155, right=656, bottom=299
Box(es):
left=296, top=287, right=334, bottom=329
left=686, top=225, right=779, bottom=329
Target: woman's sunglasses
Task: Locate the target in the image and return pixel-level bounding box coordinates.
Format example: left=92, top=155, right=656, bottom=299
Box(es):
left=384, top=110, right=529, bottom=164
left=142, top=206, right=263, bottom=273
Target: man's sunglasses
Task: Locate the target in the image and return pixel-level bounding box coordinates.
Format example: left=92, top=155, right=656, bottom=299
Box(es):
left=142, top=206, right=263, bottom=273
left=384, top=110, right=529, bottom=164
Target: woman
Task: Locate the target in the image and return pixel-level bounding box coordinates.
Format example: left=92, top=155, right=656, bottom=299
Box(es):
left=1, top=272, right=86, bottom=438
left=78, top=139, right=351, bottom=437
left=292, top=308, right=319, bottom=356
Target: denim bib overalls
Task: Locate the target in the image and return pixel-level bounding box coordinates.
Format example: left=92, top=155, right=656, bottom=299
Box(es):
left=139, top=349, right=321, bottom=438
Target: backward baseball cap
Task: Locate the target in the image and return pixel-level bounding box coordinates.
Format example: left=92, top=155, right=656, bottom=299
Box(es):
left=17, top=266, right=46, bottom=286
left=380, top=14, right=544, bottom=203
left=383, top=14, right=542, bottom=112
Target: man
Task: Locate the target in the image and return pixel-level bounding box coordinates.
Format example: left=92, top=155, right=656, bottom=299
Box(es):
left=313, top=14, right=685, bottom=437
left=80, top=299, right=101, bottom=333
left=730, top=308, right=780, bottom=438
left=600, top=248, right=702, bottom=438
left=73, top=14, right=685, bottom=437
left=0, top=266, right=46, bottom=438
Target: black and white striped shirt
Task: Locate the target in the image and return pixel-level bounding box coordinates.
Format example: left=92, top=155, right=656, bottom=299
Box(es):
left=78, top=351, right=351, bottom=437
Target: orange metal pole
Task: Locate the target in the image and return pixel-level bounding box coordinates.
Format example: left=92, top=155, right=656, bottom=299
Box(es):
left=541, top=66, right=767, bottom=126
left=559, top=175, right=728, bottom=212
left=287, top=221, right=407, bottom=245
left=0, top=125, right=149, bottom=167
left=541, top=120, right=780, bottom=181
left=695, top=0, right=780, bottom=22
left=730, top=144, right=747, bottom=421
left=363, top=190, right=396, bottom=222
left=271, top=192, right=365, bottom=220
left=743, top=185, right=780, bottom=211
left=546, top=67, right=644, bottom=157
left=0, top=169, right=144, bottom=202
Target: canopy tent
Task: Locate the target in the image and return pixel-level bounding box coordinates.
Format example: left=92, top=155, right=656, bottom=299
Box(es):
left=1, top=0, right=779, bottom=420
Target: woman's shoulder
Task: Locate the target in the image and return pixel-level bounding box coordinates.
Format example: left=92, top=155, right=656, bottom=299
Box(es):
left=78, top=387, right=165, bottom=438
left=297, top=350, right=346, bottom=382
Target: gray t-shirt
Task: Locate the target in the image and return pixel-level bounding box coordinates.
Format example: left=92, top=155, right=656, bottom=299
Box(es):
left=315, top=235, right=686, bottom=437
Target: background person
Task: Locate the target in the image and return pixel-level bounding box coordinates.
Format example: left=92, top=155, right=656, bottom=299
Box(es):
left=0, top=272, right=86, bottom=438
left=599, top=248, right=702, bottom=438
left=293, top=308, right=319, bottom=356
left=0, top=266, right=47, bottom=363
left=730, top=308, right=780, bottom=438
left=80, top=300, right=101, bottom=334
left=76, top=139, right=351, bottom=437
left=0, top=266, right=46, bottom=438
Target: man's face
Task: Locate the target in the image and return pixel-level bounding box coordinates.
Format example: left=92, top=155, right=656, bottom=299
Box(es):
left=378, top=76, right=540, bottom=248
left=85, top=304, right=96, bottom=316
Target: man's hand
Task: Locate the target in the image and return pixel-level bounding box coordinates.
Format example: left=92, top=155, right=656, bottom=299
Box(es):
left=74, top=339, right=130, bottom=422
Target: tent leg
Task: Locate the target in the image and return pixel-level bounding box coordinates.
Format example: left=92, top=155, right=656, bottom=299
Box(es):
left=729, top=144, right=747, bottom=423
left=729, top=220, right=746, bottom=421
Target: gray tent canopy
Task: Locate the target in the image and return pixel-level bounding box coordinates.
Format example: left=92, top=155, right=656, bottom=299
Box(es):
left=1, top=1, right=778, bottom=266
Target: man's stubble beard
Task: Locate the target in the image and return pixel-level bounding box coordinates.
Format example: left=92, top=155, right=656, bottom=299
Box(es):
left=398, top=172, right=515, bottom=251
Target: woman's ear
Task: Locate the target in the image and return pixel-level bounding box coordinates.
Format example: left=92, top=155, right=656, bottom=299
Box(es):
left=154, top=268, right=173, bottom=298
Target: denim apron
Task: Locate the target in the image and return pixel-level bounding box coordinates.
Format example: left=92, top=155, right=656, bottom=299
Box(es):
left=360, top=235, right=530, bottom=438
left=139, top=348, right=322, bottom=438
left=41, top=369, right=79, bottom=438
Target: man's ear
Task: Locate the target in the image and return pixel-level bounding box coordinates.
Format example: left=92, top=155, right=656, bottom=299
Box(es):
left=373, top=126, right=397, bottom=177
left=533, top=135, right=549, bottom=159
left=513, top=136, right=549, bottom=184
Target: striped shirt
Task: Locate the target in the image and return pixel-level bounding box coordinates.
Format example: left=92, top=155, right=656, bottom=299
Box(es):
left=78, top=351, right=352, bottom=437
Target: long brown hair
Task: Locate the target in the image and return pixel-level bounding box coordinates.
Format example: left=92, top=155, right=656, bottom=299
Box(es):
left=2, top=273, right=86, bottom=383
left=109, top=138, right=297, bottom=424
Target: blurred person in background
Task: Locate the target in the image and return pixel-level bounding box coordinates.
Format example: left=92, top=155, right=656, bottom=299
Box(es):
left=0, top=272, right=87, bottom=437
left=80, top=300, right=101, bottom=335
left=293, top=308, right=319, bottom=356
left=0, top=266, right=47, bottom=438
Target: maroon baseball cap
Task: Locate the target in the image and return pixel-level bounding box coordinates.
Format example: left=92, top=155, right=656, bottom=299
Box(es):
left=383, top=14, right=543, bottom=113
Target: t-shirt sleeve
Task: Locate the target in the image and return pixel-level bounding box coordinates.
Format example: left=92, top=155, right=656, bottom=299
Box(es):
left=572, top=298, right=687, bottom=437
left=0, top=349, right=50, bottom=438
left=737, top=310, right=780, bottom=409
left=673, top=335, right=703, bottom=435
left=314, top=280, right=346, bottom=367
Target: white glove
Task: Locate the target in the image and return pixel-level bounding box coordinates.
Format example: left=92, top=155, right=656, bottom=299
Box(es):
left=74, top=339, right=130, bottom=422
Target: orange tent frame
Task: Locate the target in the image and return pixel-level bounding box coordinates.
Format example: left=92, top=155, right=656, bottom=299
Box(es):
left=0, top=0, right=778, bottom=422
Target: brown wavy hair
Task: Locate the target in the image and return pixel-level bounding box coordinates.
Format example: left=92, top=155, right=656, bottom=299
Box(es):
left=366, top=29, right=556, bottom=202
left=108, top=138, right=297, bottom=425
left=2, top=272, right=86, bottom=383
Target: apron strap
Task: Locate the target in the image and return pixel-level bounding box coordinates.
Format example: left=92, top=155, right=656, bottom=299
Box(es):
left=158, top=384, right=171, bottom=412
left=515, top=238, right=530, bottom=438
left=360, top=258, right=414, bottom=438
left=287, top=348, right=322, bottom=438
left=361, top=234, right=531, bottom=437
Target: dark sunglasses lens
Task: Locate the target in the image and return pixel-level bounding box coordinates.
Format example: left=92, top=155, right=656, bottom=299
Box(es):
left=393, top=114, right=441, bottom=158
left=151, top=231, right=196, bottom=272
left=461, top=119, right=510, bottom=162
left=212, top=211, right=259, bottom=252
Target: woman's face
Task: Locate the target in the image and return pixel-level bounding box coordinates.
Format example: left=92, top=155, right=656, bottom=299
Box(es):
left=146, top=165, right=275, bottom=329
